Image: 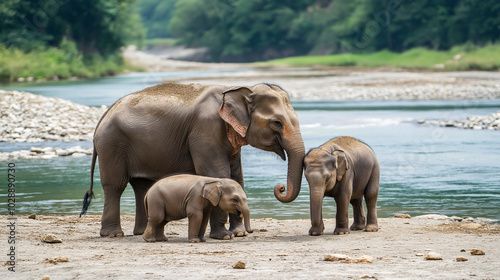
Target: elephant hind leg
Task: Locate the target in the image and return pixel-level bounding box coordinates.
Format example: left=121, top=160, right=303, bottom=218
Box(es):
left=350, top=198, right=366, bottom=231
left=130, top=178, right=155, bottom=235
left=364, top=168, right=380, bottom=232
left=100, top=182, right=127, bottom=237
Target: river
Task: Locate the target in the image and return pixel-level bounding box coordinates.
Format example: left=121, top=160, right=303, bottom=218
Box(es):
left=1, top=70, right=499, bottom=222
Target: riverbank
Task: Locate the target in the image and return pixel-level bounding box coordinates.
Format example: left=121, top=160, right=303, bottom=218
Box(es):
left=2, top=214, right=498, bottom=279
left=0, top=90, right=106, bottom=143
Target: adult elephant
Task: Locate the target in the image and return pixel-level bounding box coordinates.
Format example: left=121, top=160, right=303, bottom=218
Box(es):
left=81, top=82, right=305, bottom=239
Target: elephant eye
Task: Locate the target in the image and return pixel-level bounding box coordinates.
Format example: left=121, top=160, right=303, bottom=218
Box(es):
left=325, top=176, right=331, bottom=184
left=231, top=198, right=239, bottom=203
left=270, top=119, right=283, bottom=130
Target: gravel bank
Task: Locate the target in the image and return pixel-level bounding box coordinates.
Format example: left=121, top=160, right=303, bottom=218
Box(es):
left=420, top=111, right=500, bottom=130
left=0, top=90, right=107, bottom=142
left=0, top=146, right=93, bottom=161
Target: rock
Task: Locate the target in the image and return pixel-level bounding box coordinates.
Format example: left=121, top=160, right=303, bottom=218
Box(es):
left=355, top=255, right=374, bottom=264
left=456, top=257, right=468, bottom=262
left=394, top=214, right=411, bottom=219
left=325, top=254, right=373, bottom=264
left=324, top=254, right=349, bottom=261
left=28, top=213, right=37, bottom=219
left=44, top=257, right=69, bottom=264
left=414, top=214, right=449, bottom=220
left=470, top=249, right=485, bottom=255
left=424, top=252, right=443, bottom=260
left=41, top=234, right=63, bottom=243
left=460, top=223, right=482, bottom=230
left=42, top=276, right=51, bottom=280
left=233, top=261, right=246, bottom=269
left=360, top=275, right=376, bottom=279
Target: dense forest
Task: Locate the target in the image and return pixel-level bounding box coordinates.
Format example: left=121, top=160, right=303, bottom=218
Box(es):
left=166, top=0, right=500, bottom=61
left=1, top=0, right=499, bottom=80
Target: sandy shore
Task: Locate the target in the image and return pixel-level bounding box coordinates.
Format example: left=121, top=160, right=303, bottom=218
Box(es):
left=3, top=214, right=499, bottom=279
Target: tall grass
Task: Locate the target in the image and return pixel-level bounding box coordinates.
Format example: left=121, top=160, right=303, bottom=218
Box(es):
left=265, top=44, right=500, bottom=71
left=0, top=41, right=134, bottom=82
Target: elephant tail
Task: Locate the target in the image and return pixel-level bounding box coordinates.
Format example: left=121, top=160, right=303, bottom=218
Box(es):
left=80, top=148, right=97, bottom=217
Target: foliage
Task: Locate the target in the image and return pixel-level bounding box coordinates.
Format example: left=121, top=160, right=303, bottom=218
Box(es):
left=137, top=0, right=178, bottom=39
left=264, top=43, right=500, bottom=71
left=0, top=0, right=145, bottom=55
left=0, top=0, right=145, bottom=81
left=167, top=0, right=500, bottom=62
left=0, top=41, right=131, bottom=81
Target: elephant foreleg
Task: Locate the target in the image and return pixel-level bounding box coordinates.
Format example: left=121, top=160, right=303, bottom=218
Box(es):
left=228, top=150, right=248, bottom=237
left=333, top=191, right=351, bottom=235
left=309, top=187, right=325, bottom=236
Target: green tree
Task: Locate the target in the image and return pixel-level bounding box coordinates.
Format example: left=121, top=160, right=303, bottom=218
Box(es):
left=137, top=0, right=178, bottom=38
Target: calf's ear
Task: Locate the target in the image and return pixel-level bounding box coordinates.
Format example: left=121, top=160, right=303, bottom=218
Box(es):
left=201, top=181, right=221, bottom=206
left=333, top=150, right=350, bottom=181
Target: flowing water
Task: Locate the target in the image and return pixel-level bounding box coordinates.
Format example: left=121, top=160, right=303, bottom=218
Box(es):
left=1, top=71, right=499, bottom=222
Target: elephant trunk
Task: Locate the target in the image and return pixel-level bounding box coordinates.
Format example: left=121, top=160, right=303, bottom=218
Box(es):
left=274, top=131, right=306, bottom=203
left=242, top=206, right=252, bottom=234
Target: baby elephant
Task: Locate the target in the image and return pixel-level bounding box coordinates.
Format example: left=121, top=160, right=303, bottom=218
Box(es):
left=142, top=174, right=252, bottom=243
left=304, top=136, right=379, bottom=235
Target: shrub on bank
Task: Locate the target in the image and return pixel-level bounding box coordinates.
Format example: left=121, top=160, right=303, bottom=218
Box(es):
left=0, top=41, right=131, bottom=82
left=265, top=43, right=500, bottom=71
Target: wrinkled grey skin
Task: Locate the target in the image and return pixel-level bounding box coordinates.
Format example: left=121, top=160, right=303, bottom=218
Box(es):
left=142, top=175, right=252, bottom=243
left=88, top=82, right=305, bottom=239
left=304, top=136, right=379, bottom=235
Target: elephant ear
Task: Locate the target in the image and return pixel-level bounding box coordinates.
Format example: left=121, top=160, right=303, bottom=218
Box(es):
left=201, top=181, right=221, bottom=206
left=219, top=87, right=252, bottom=138
left=333, top=150, right=350, bottom=181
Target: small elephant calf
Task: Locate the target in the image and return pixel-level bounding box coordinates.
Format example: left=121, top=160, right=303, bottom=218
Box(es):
left=142, top=174, right=252, bottom=243
left=304, top=136, right=379, bottom=235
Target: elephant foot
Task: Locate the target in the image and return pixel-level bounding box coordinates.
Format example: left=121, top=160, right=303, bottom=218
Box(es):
left=142, top=233, right=157, bottom=242
left=100, top=226, right=124, bottom=238
left=309, top=226, right=324, bottom=236
left=230, top=224, right=249, bottom=237
left=350, top=223, right=366, bottom=231
left=156, top=235, right=169, bottom=242
left=189, top=237, right=206, bottom=243
left=209, top=227, right=234, bottom=240
left=133, top=225, right=147, bottom=235
left=333, top=227, right=350, bottom=235
left=365, top=224, right=379, bottom=232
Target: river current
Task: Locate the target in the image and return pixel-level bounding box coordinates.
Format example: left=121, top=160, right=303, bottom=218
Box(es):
left=1, top=70, right=499, bottom=221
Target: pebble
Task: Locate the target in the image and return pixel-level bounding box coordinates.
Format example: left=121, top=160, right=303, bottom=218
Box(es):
left=424, top=252, right=443, bottom=260
left=0, top=90, right=107, bottom=143
left=28, top=213, right=37, bottom=219
left=420, top=111, right=500, bottom=130
left=394, top=214, right=411, bottom=219
left=41, top=234, right=63, bottom=243
left=233, top=261, right=246, bottom=269
left=42, top=276, right=51, bottom=280
left=456, top=257, right=468, bottom=262
left=324, top=254, right=374, bottom=263
left=470, top=249, right=485, bottom=255
left=44, top=257, right=69, bottom=264
left=460, top=223, right=482, bottom=230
